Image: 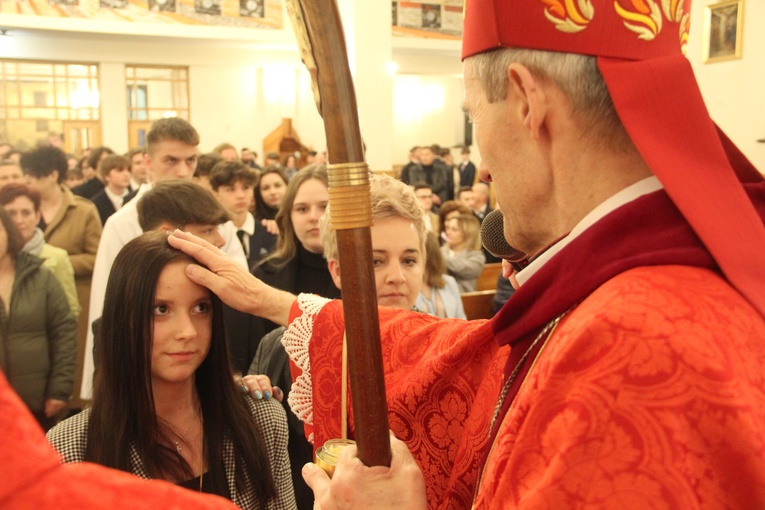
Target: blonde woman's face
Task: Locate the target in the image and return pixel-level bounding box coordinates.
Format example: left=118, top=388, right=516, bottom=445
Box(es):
left=370, top=216, right=423, bottom=309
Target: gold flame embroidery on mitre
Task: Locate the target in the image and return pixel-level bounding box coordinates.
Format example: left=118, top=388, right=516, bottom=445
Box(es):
left=679, top=11, right=690, bottom=54
left=614, top=0, right=663, bottom=40
left=542, top=0, right=594, bottom=33
left=661, top=0, right=685, bottom=22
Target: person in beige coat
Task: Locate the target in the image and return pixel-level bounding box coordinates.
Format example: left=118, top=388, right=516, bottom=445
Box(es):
left=20, top=147, right=101, bottom=409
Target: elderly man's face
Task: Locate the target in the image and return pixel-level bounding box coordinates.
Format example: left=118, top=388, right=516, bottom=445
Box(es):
left=462, top=59, right=550, bottom=255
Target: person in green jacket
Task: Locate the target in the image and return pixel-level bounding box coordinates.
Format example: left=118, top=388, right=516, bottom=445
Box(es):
left=0, top=183, right=81, bottom=318
left=0, top=207, right=77, bottom=430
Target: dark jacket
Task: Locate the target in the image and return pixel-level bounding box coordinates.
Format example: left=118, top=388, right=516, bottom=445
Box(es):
left=90, top=188, right=134, bottom=225
left=251, top=246, right=341, bottom=338
left=459, top=160, right=477, bottom=187
left=71, top=178, right=104, bottom=200
left=248, top=225, right=278, bottom=270
left=0, top=252, right=77, bottom=412
left=408, top=160, right=454, bottom=204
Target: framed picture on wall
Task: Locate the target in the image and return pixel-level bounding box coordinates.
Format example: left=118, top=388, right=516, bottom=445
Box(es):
left=703, top=0, right=744, bottom=63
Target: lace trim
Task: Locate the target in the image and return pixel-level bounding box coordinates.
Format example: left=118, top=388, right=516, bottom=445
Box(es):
left=282, top=293, right=332, bottom=445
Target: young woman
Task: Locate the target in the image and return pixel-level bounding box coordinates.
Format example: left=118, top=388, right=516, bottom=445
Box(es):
left=46, top=231, right=296, bottom=510
left=255, top=167, right=289, bottom=222
left=251, top=167, right=289, bottom=262
left=0, top=208, right=77, bottom=431
left=416, top=232, right=467, bottom=319
left=252, top=166, right=340, bottom=337
left=441, top=213, right=486, bottom=292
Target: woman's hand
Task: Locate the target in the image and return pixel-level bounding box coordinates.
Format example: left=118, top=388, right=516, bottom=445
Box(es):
left=168, top=230, right=295, bottom=326
left=261, top=219, right=279, bottom=236
left=236, top=373, right=283, bottom=402
left=44, top=398, right=67, bottom=418
left=303, top=433, right=428, bottom=510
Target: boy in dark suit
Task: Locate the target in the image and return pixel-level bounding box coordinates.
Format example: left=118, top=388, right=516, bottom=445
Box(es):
left=89, top=155, right=133, bottom=225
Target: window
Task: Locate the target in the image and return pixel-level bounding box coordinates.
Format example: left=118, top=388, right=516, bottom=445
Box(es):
left=0, top=60, right=100, bottom=152
left=125, top=65, right=190, bottom=121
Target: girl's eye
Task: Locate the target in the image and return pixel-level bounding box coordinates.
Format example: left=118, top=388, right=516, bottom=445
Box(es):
left=403, top=258, right=418, bottom=266
left=193, top=302, right=211, bottom=314
left=153, top=304, right=169, bottom=316
left=372, top=258, right=384, bottom=267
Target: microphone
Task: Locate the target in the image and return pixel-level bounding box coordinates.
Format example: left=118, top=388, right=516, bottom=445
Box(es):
left=480, top=209, right=530, bottom=271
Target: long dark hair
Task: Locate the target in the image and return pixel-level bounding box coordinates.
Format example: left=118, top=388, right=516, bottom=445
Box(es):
left=257, top=165, right=328, bottom=269
left=85, top=231, right=275, bottom=505
left=254, top=166, right=288, bottom=220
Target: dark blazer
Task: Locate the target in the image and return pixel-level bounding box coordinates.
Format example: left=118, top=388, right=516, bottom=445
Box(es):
left=71, top=178, right=104, bottom=200
left=459, top=160, right=477, bottom=187
left=122, top=187, right=139, bottom=204
left=251, top=249, right=341, bottom=340
left=89, top=188, right=135, bottom=225
left=408, top=161, right=453, bottom=204
left=247, top=225, right=278, bottom=270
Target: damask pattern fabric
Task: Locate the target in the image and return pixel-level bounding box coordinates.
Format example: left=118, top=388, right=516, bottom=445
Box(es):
left=284, top=295, right=509, bottom=509
left=474, top=265, right=765, bottom=509
left=285, top=185, right=765, bottom=509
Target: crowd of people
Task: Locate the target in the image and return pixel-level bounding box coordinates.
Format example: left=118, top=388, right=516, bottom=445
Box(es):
left=3, top=0, right=765, bottom=507
left=1, top=115, right=505, bottom=510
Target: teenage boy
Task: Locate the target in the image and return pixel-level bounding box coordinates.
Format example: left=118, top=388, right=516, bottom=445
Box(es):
left=89, top=155, right=133, bottom=225
left=209, top=160, right=273, bottom=267
left=81, top=118, right=246, bottom=400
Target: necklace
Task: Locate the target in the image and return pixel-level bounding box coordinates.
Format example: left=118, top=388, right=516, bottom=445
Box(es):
left=487, top=310, right=569, bottom=437
left=472, top=310, right=569, bottom=507
left=173, top=419, right=205, bottom=492
left=173, top=422, right=194, bottom=454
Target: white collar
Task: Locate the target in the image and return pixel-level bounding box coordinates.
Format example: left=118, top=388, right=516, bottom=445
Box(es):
left=515, top=176, right=663, bottom=287
left=239, top=212, right=256, bottom=236
left=104, top=186, right=130, bottom=210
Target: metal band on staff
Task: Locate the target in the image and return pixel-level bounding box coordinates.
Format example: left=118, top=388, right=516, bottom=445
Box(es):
left=328, top=162, right=373, bottom=230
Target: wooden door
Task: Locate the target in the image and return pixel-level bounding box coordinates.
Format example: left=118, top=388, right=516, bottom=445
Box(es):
left=128, top=121, right=153, bottom=150
left=62, top=121, right=102, bottom=157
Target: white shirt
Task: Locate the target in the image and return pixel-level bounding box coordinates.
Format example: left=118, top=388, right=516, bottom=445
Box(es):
left=103, top=186, right=129, bottom=212
left=516, top=176, right=663, bottom=287
left=80, top=183, right=248, bottom=399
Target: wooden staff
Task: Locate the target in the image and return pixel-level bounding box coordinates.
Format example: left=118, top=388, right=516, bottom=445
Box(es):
left=285, top=0, right=392, bottom=468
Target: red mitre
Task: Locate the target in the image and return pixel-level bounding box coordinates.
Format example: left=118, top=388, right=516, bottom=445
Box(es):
left=463, top=0, right=765, bottom=318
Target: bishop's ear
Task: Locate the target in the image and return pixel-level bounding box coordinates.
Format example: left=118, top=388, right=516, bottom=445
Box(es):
left=507, top=62, right=548, bottom=140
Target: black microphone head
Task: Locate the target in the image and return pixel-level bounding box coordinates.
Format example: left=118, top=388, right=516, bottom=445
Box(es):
left=480, top=209, right=527, bottom=262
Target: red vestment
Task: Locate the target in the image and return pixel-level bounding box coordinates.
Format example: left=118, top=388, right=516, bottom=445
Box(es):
left=286, top=187, right=765, bottom=509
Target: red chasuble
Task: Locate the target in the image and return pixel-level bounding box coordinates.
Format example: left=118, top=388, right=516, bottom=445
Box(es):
left=286, top=300, right=509, bottom=509
left=286, top=186, right=765, bottom=509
